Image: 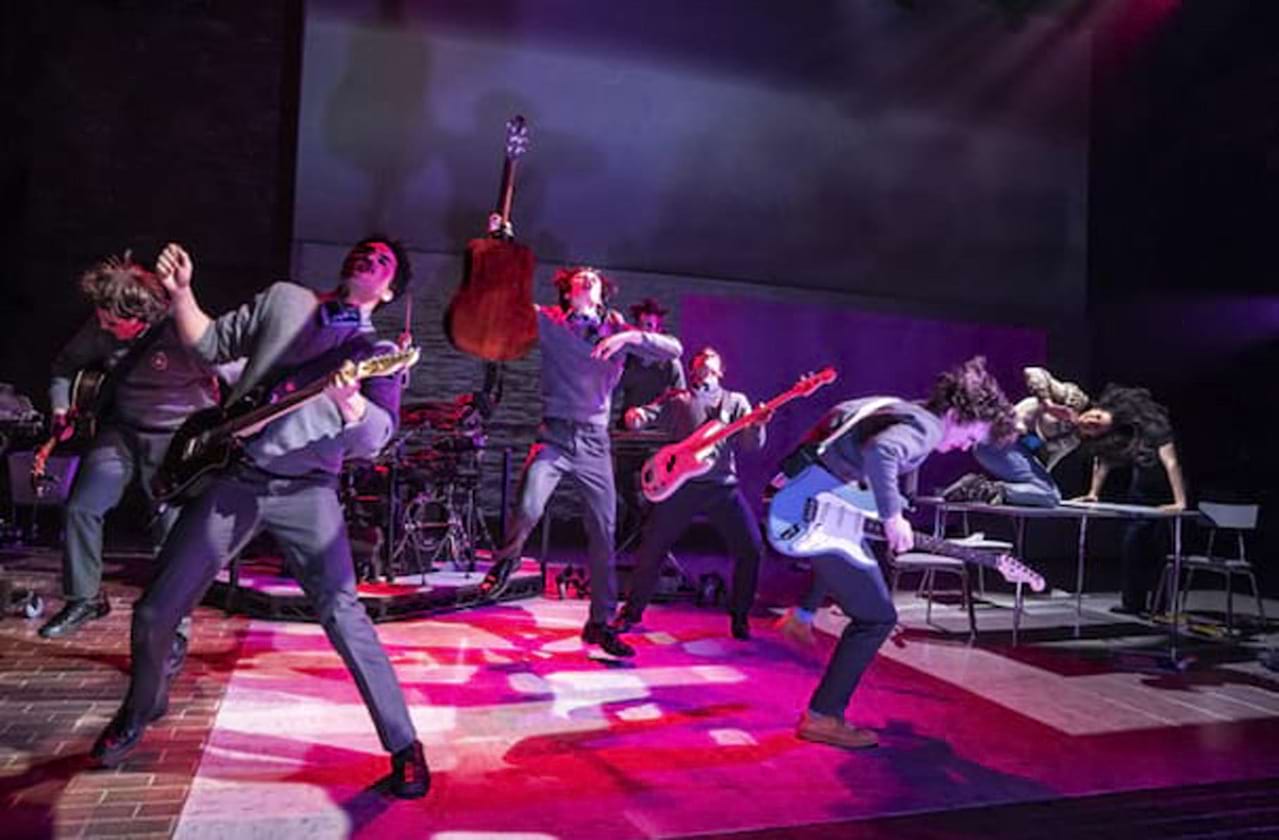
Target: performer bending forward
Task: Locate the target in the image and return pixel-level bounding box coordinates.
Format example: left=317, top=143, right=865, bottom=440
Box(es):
left=91, top=238, right=430, bottom=799
left=40, top=252, right=220, bottom=641
left=614, top=347, right=769, bottom=640
left=478, top=266, right=683, bottom=658
left=768, top=357, right=1013, bottom=749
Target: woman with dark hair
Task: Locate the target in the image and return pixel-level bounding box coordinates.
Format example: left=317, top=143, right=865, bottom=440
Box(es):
left=1074, top=384, right=1188, bottom=615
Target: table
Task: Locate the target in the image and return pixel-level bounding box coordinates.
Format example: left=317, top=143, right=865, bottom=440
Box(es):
left=914, top=497, right=1204, bottom=662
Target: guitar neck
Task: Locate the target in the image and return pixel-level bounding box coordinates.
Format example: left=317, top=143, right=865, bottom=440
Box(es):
left=861, top=520, right=1001, bottom=569
left=223, top=377, right=331, bottom=440
left=693, top=388, right=804, bottom=450
left=493, top=157, right=518, bottom=237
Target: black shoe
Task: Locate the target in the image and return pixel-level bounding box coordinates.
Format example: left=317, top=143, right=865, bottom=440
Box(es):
left=582, top=622, right=635, bottom=658
left=38, top=597, right=110, bottom=639
left=390, top=740, right=430, bottom=799
left=731, top=615, right=751, bottom=641
left=610, top=608, right=641, bottom=634
left=1109, top=604, right=1148, bottom=618
left=90, top=709, right=147, bottom=768
left=478, top=558, right=517, bottom=601
left=163, top=633, right=189, bottom=680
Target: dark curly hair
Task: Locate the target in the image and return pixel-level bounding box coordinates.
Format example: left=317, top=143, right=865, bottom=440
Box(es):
left=351, top=234, right=413, bottom=301
left=1083, top=384, right=1173, bottom=467
left=924, top=356, right=1017, bottom=446
left=79, top=252, right=169, bottom=324
left=552, top=265, right=617, bottom=311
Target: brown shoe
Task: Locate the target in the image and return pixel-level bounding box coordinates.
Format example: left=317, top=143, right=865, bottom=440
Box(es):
left=796, top=710, right=878, bottom=750
left=775, top=608, right=816, bottom=646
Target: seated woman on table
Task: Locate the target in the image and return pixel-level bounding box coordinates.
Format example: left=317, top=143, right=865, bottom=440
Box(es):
left=943, top=367, right=1090, bottom=507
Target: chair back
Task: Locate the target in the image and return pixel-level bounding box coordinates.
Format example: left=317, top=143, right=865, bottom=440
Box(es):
left=1199, top=502, right=1258, bottom=531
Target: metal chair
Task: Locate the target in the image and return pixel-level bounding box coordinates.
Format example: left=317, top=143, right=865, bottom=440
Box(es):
left=890, top=551, right=977, bottom=640
left=1158, top=502, right=1264, bottom=634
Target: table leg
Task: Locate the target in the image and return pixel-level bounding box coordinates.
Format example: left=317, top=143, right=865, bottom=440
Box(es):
left=1169, top=516, right=1183, bottom=661
left=1074, top=515, right=1089, bottom=636
left=1013, top=581, right=1024, bottom=646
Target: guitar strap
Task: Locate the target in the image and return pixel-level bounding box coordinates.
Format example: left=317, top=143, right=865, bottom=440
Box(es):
left=94, top=318, right=171, bottom=420
left=771, top=396, right=904, bottom=491
left=813, top=396, right=903, bottom=456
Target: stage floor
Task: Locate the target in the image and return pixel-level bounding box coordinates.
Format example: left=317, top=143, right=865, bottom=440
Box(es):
left=2, top=551, right=1279, bottom=839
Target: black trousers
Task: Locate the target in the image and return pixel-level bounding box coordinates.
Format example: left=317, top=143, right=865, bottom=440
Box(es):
left=622, top=481, right=763, bottom=621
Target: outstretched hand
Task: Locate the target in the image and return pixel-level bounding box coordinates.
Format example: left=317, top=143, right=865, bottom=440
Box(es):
left=156, top=243, right=194, bottom=296
left=591, top=330, right=637, bottom=362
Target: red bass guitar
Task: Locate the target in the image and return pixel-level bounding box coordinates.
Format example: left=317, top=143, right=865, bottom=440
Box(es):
left=640, top=367, right=837, bottom=503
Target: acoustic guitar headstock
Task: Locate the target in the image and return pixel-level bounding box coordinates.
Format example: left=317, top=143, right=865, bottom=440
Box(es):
left=505, top=115, right=530, bottom=161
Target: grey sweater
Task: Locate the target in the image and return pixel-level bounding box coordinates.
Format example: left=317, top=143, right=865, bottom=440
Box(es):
left=628, top=383, right=762, bottom=485
left=799, top=398, right=943, bottom=520
left=194, top=282, right=399, bottom=478
left=535, top=305, right=683, bottom=427
left=615, top=353, right=686, bottom=427
left=50, top=318, right=219, bottom=433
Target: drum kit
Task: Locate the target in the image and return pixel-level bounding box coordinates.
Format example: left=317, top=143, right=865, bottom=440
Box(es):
left=341, top=394, right=495, bottom=584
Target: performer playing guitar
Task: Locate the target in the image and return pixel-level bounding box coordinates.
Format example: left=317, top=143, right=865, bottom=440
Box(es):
left=37, top=252, right=221, bottom=641
left=640, top=366, right=836, bottom=503
left=766, top=357, right=1022, bottom=752
left=615, top=348, right=781, bottom=640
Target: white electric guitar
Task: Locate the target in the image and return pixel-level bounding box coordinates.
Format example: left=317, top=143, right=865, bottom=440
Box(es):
left=767, top=463, right=1045, bottom=591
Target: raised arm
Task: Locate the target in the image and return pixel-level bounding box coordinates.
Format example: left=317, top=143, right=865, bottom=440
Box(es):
left=156, top=243, right=212, bottom=349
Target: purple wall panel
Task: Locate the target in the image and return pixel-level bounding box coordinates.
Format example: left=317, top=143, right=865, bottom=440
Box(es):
left=680, top=293, right=1048, bottom=518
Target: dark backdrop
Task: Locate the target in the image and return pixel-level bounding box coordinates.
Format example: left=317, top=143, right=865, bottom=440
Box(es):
left=1089, top=0, right=1279, bottom=567
left=296, top=0, right=1091, bottom=318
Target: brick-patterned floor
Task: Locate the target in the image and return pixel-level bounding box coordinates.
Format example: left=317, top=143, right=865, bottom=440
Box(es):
left=0, top=551, right=250, bottom=840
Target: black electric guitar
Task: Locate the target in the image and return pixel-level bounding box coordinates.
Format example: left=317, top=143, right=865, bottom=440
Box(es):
left=151, top=347, right=421, bottom=503
left=30, top=369, right=106, bottom=497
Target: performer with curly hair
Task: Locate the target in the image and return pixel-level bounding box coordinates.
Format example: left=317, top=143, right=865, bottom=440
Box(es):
left=945, top=366, right=1091, bottom=507
left=768, top=357, right=1014, bottom=749
left=38, top=252, right=222, bottom=640
left=1073, top=384, right=1187, bottom=615
left=478, top=266, right=683, bottom=658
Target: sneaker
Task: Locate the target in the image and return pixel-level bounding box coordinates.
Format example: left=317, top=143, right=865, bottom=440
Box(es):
left=730, top=614, right=751, bottom=641
left=796, top=709, right=878, bottom=750
left=390, top=740, right=430, bottom=799
left=939, top=473, right=1004, bottom=505
left=478, top=558, right=517, bottom=601
left=775, top=608, right=816, bottom=646
left=582, top=622, right=635, bottom=658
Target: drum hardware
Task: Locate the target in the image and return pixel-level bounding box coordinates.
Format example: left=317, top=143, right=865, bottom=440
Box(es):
left=341, top=414, right=496, bottom=584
